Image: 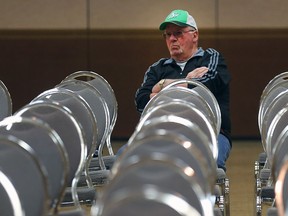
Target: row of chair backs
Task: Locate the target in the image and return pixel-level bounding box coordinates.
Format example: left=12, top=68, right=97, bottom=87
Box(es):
left=95, top=157, right=204, bottom=216
left=93, top=131, right=214, bottom=216
left=258, top=71, right=288, bottom=132
left=142, top=79, right=221, bottom=135
left=0, top=71, right=117, bottom=215
left=91, top=79, right=220, bottom=216
left=258, top=71, right=288, bottom=216
left=62, top=71, right=118, bottom=156
left=139, top=101, right=218, bottom=159
left=0, top=116, right=68, bottom=210
left=258, top=72, right=288, bottom=155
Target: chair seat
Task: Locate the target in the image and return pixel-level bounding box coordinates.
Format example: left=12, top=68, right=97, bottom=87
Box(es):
left=61, top=187, right=96, bottom=206
left=78, top=170, right=110, bottom=187
left=266, top=207, right=278, bottom=216
left=89, top=155, right=116, bottom=171
left=216, top=168, right=226, bottom=180
left=260, top=186, right=275, bottom=199
left=49, top=208, right=86, bottom=216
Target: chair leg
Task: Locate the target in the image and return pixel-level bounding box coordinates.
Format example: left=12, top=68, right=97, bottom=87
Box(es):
left=260, top=186, right=275, bottom=215
left=224, top=178, right=230, bottom=216
left=215, top=176, right=230, bottom=216
left=255, top=168, right=274, bottom=216
left=255, top=177, right=262, bottom=216
left=254, top=152, right=269, bottom=216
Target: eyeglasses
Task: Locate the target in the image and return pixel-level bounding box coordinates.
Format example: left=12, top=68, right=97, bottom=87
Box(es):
left=162, top=29, right=196, bottom=39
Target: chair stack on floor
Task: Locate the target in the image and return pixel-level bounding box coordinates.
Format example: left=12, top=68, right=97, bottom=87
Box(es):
left=0, top=71, right=118, bottom=216
left=91, top=79, right=230, bottom=216
left=256, top=71, right=288, bottom=216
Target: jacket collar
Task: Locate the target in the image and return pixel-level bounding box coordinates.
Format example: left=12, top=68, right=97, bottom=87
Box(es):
left=163, top=47, right=204, bottom=65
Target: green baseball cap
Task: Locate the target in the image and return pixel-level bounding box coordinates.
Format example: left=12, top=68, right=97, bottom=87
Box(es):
left=159, top=9, right=198, bottom=31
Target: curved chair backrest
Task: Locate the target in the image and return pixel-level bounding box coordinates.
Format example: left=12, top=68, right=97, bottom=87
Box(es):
left=274, top=159, right=288, bottom=216
left=0, top=170, right=24, bottom=216
left=14, top=101, right=87, bottom=208
left=32, top=87, right=98, bottom=188
left=0, top=135, right=49, bottom=216
left=92, top=184, right=202, bottom=216
left=63, top=71, right=118, bottom=155
left=14, top=101, right=86, bottom=184
left=261, top=71, right=288, bottom=93
left=141, top=86, right=217, bottom=134
left=128, top=115, right=216, bottom=180
left=163, top=79, right=221, bottom=134
left=259, top=71, right=288, bottom=106
left=191, top=86, right=221, bottom=133
left=95, top=158, right=213, bottom=216
left=266, top=104, right=288, bottom=166
left=260, top=89, right=288, bottom=153
left=137, top=101, right=218, bottom=159
left=0, top=80, right=12, bottom=121
left=63, top=71, right=117, bottom=130
left=258, top=75, right=288, bottom=132
left=32, top=88, right=98, bottom=165
left=272, top=126, right=288, bottom=181
left=114, top=130, right=216, bottom=196
left=56, top=79, right=110, bottom=170
left=0, top=116, right=68, bottom=209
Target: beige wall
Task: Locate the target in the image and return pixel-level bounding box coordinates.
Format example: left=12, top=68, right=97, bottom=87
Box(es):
left=1, top=0, right=288, bottom=30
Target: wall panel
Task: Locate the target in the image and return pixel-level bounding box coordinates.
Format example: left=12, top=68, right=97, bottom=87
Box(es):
left=0, top=30, right=88, bottom=110
left=0, top=0, right=86, bottom=29
left=2, top=0, right=288, bottom=30
left=89, top=0, right=216, bottom=29
left=219, top=0, right=288, bottom=28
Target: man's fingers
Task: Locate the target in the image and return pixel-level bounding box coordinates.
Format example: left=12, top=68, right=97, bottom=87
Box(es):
left=187, top=67, right=209, bottom=78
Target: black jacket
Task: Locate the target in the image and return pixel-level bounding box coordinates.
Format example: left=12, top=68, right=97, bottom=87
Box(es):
left=135, top=47, right=232, bottom=144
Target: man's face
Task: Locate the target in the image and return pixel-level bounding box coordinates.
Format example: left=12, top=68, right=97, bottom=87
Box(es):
left=163, top=23, right=198, bottom=61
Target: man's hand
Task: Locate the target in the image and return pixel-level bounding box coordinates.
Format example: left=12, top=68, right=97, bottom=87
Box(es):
left=150, top=79, right=179, bottom=98
left=150, top=92, right=157, bottom=98
left=186, top=66, right=209, bottom=79
left=150, top=79, right=189, bottom=98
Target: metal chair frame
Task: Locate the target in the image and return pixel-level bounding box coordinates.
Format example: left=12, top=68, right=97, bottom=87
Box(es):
left=0, top=170, right=24, bottom=216
left=137, top=101, right=218, bottom=160
left=95, top=158, right=212, bottom=216
left=0, top=135, right=50, bottom=216
left=274, top=160, right=288, bottom=216
left=142, top=85, right=217, bottom=134
left=0, top=115, right=69, bottom=212
left=14, top=101, right=87, bottom=209
left=115, top=125, right=216, bottom=196
left=56, top=79, right=110, bottom=171
left=162, top=78, right=221, bottom=135
left=62, top=71, right=117, bottom=156
left=32, top=88, right=98, bottom=188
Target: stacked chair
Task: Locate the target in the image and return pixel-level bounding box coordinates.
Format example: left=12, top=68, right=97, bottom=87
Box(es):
left=0, top=71, right=118, bottom=216
left=91, top=79, right=230, bottom=216
left=256, top=71, right=288, bottom=216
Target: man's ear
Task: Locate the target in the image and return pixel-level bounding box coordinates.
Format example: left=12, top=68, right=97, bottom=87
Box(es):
left=193, top=31, right=199, bottom=42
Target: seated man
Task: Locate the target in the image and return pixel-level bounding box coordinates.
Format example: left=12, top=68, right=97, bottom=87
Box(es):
left=134, top=9, right=232, bottom=171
